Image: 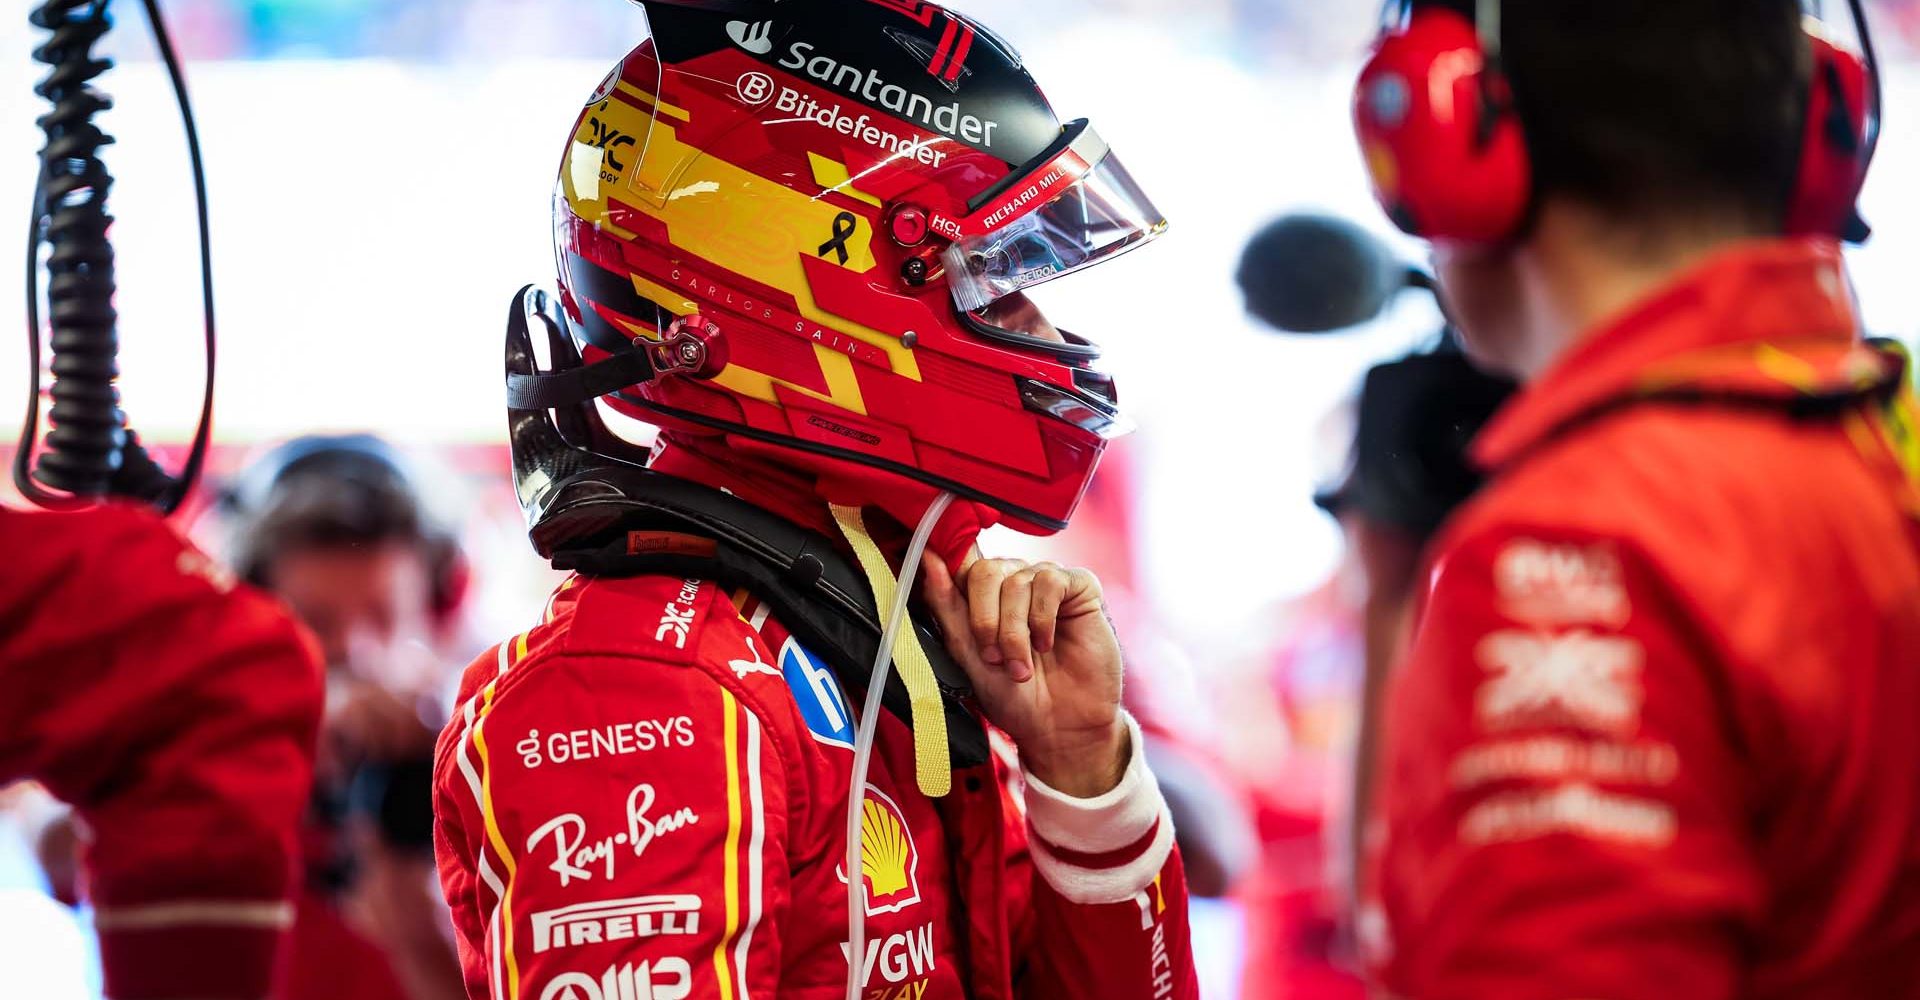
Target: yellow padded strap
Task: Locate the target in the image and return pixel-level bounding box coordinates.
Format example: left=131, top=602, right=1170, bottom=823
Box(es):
left=829, top=503, right=952, bottom=798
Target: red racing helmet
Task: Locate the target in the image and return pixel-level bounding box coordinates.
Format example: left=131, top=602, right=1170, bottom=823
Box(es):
left=546, top=0, right=1167, bottom=536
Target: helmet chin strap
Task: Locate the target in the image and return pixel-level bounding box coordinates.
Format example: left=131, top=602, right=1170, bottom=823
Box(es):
left=831, top=492, right=956, bottom=1000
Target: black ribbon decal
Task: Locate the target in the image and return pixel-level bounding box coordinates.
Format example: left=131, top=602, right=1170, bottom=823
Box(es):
left=817, top=211, right=858, bottom=265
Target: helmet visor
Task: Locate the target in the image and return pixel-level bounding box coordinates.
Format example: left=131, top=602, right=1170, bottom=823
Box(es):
left=940, top=122, right=1168, bottom=321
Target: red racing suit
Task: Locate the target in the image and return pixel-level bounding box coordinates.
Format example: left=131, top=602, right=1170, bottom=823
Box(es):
left=1370, top=240, right=1920, bottom=998
left=0, top=501, right=324, bottom=999
left=434, top=570, right=1197, bottom=1000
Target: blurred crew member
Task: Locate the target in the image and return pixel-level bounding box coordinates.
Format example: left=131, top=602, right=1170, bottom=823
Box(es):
left=0, top=502, right=322, bottom=1000
left=1245, top=346, right=1511, bottom=1000
left=1314, top=345, right=1512, bottom=911
left=1234, top=208, right=1515, bottom=996
left=223, top=435, right=469, bottom=1000
left=432, top=2, right=1197, bottom=998
left=1353, top=0, right=1920, bottom=995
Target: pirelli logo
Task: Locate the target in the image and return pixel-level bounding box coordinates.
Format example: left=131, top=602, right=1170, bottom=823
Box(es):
left=529, top=894, right=702, bottom=954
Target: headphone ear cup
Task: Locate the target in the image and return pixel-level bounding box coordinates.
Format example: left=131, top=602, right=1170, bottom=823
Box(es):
left=1353, top=7, right=1532, bottom=244
left=1786, top=32, right=1874, bottom=238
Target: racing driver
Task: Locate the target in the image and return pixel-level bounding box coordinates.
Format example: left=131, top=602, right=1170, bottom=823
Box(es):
left=431, top=1, right=1197, bottom=999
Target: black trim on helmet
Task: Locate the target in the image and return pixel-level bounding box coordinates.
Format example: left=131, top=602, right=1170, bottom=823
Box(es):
left=565, top=252, right=669, bottom=351
left=609, top=390, right=1073, bottom=531
left=1015, top=377, right=1127, bottom=438
left=956, top=305, right=1102, bottom=362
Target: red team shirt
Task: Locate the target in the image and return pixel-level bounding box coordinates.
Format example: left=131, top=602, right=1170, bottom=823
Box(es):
left=433, top=569, right=1197, bottom=1000
left=1372, top=240, right=1920, bottom=998
left=0, top=502, right=322, bottom=1000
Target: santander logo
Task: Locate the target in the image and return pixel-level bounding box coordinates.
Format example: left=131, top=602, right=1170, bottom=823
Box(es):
left=726, top=19, right=775, bottom=55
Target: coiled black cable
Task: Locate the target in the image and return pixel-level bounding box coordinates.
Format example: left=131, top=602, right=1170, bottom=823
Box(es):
left=20, top=0, right=121, bottom=504
left=17, top=0, right=216, bottom=513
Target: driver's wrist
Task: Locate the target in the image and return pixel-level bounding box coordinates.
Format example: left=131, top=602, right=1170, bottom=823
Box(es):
left=1019, top=712, right=1175, bottom=905
left=1022, top=717, right=1128, bottom=798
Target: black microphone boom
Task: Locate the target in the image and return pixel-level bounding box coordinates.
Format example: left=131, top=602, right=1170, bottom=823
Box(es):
left=1236, top=213, right=1425, bottom=334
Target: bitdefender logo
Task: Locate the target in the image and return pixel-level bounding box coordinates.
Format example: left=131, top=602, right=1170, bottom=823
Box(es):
left=777, top=41, right=1001, bottom=149
left=736, top=71, right=775, bottom=106
left=726, top=19, right=775, bottom=55
left=769, top=88, right=951, bottom=166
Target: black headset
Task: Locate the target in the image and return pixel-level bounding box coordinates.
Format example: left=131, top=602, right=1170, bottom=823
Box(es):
left=221, top=435, right=469, bottom=619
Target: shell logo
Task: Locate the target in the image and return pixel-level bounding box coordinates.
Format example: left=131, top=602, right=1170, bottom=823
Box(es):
left=838, top=785, right=922, bottom=916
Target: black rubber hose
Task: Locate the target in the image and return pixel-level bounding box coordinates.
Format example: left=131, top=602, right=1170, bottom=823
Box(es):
left=23, top=0, right=125, bottom=500
left=18, top=0, right=216, bottom=513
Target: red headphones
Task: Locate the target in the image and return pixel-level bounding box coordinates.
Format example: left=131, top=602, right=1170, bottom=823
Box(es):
left=1354, top=0, right=1881, bottom=245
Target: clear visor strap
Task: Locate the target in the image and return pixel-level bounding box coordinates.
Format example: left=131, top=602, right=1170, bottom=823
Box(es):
left=829, top=503, right=954, bottom=798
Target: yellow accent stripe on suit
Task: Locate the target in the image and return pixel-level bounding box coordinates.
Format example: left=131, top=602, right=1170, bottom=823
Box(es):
left=712, top=688, right=744, bottom=999
left=473, top=631, right=531, bottom=999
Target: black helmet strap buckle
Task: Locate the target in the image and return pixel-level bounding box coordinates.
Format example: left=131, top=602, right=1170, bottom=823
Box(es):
left=503, top=297, right=726, bottom=411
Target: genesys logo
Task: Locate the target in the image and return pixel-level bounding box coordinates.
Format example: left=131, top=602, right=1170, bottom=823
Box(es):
left=530, top=894, right=700, bottom=954
left=836, top=785, right=922, bottom=916
left=726, top=19, right=775, bottom=55
left=516, top=717, right=694, bottom=769
left=539, top=958, right=690, bottom=1000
